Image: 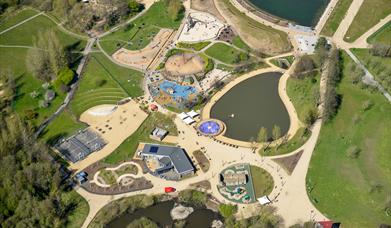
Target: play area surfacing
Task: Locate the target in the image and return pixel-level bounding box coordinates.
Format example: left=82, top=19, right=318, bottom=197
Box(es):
left=149, top=80, right=199, bottom=110
left=218, top=163, right=257, bottom=204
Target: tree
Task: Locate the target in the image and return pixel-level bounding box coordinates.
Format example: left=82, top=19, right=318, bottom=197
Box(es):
left=128, top=0, right=142, bottom=13
left=46, top=29, right=68, bottom=75
left=56, top=67, right=75, bottom=85
left=219, top=204, right=238, bottom=218
left=272, top=125, right=281, bottom=141
left=257, top=127, right=268, bottom=143
left=26, top=46, right=53, bottom=82
left=292, top=55, right=316, bottom=79
left=165, top=0, right=184, bottom=21
left=304, top=108, right=318, bottom=126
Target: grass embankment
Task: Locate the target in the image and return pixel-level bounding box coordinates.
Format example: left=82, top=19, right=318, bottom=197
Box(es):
left=250, top=165, right=274, bottom=198
left=215, top=0, right=291, bottom=55
left=307, top=52, right=391, bottom=227
left=100, top=1, right=184, bottom=55
left=344, top=0, right=391, bottom=42
left=351, top=48, right=391, bottom=93
left=70, top=53, right=143, bottom=116
left=270, top=56, right=294, bottom=69
left=205, top=42, right=247, bottom=65
left=62, top=190, right=89, bottom=228
left=41, top=110, right=87, bottom=144
left=0, top=12, right=85, bottom=127
left=232, top=36, right=250, bottom=51
left=320, top=0, right=353, bottom=36
left=176, top=41, right=211, bottom=51
left=103, top=112, right=178, bottom=164
left=367, top=21, right=391, bottom=45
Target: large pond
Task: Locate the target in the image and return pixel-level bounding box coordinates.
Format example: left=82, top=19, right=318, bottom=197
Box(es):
left=210, top=72, right=290, bottom=142
left=106, top=200, right=220, bottom=228
left=247, top=0, right=330, bottom=27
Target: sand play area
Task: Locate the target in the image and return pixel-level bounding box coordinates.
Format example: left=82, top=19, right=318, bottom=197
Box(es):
left=165, top=53, right=205, bottom=76
left=178, top=11, right=225, bottom=42
left=69, top=101, right=148, bottom=170
left=113, top=29, right=175, bottom=71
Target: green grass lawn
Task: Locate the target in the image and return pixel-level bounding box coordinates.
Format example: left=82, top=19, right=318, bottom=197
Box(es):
left=0, top=14, right=85, bottom=50
left=367, top=21, right=391, bottom=45
left=216, top=0, right=291, bottom=55
left=250, top=165, right=274, bottom=198
left=115, top=164, right=138, bottom=176
left=307, top=52, right=391, bottom=227
left=62, top=190, right=89, bottom=228
left=40, top=109, right=87, bottom=144
left=287, top=73, right=320, bottom=122
left=344, top=0, right=391, bottom=42
left=232, top=36, right=250, bottom=51
left=320, top=0, right=353, bottom=36
left=0, top=9, right=39, bottom=32
left=70, top=53, right=143, bottom=116
left=99, top=169, right=117, bottom=185
left=176, top=41, right=211, bottom=51
left=0, top=47, right=68, bottom=127
left=103, top=112, right=178, bottom=164
left=205, top=43, right=247, bottom=65
left=351, top=48, right=391, bottom=93
left=100, top=25, right=160, bottom=55
left=100, top=1, right=183, bottom=54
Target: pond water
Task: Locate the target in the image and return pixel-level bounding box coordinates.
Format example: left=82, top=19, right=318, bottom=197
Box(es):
left=247, top=0, right=330, bottom=27
left=105, top=200, right=220, bottom=228
left=210, top=72, right=290, bottom=142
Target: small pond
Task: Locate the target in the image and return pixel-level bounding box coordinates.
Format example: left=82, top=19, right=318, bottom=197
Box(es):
left=247, top=0, right=330, bottom=27
left=210, top=72, right=290, bottom=142
left=105, top=200, right=220, bottom=228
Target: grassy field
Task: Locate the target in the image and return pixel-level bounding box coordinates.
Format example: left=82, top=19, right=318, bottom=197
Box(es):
left=351, top=48, right=391, bottom=93
left=320, top=0, right=353, bottom=36
left=70, top=53, right=143, bottom=116
left=0, top=14, right=85, bottom=49
left=103, top=112, right=178, bottom=164
left=250, top=165, right=274, bottom=198
left=344, top=0, right=391, bottom=42
left=100, top=1, right=183, bottom=54
left=232, top=36, right=250, bottom=51
left=287, top=73, right=320, bottom=122
left=367, top=21, right=391, bottom=45
left=307, top=52, right=391, bottom=227
left=0, top=9, right=39, bottom=32
left=205, top=43, right=247, bottom=65
left=40, top=109, right=87, bottom=144
left=62, top=190, right=89, bottom=228
left=176, top=41, right=211, bottom=51
left=215, top=0, right=291, bottom=55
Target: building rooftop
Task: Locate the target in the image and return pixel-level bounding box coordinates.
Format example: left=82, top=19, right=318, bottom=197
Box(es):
left=141, top=144, right=194, bottom=175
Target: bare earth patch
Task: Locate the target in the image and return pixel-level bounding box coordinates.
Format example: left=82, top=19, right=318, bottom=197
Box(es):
left=272, top=150, right=304, bottom=175
left=165, top=53, right=205, bottom=76
left=191, top=0, right=226, bottom=22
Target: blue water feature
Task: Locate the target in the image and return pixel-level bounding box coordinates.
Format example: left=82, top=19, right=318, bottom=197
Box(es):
left=199, top=121, right=221, bottom=135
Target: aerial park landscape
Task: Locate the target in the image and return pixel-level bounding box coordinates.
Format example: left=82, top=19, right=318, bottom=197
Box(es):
left=0, top=0, right=390, bottom=227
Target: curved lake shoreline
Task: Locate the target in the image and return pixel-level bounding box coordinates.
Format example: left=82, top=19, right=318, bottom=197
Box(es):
left=245, top=0, right=330, bottom=27
left=210, top=72, right=290, bottom=142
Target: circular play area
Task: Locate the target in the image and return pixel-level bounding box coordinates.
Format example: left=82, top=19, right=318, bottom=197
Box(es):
left=165, top=53, right=205, bottom=76
left=197, top=119, right=225, bottom=136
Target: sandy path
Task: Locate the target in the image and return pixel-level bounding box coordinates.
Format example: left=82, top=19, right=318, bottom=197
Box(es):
left=332, top=0, right=364, bottom=43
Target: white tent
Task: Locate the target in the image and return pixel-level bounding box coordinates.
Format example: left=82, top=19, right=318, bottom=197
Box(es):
left=257, top=196, right=271, bottom=205
left=178, top=112, right=189, bottom=120
left=183, top=117, right=195, bottom=125
left=187, top=110, right=199, bottom=118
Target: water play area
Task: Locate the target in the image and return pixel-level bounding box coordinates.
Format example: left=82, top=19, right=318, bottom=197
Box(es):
left=210, top=72, right=290, bottom=142
left=247, top=0, right=330, bottom=27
